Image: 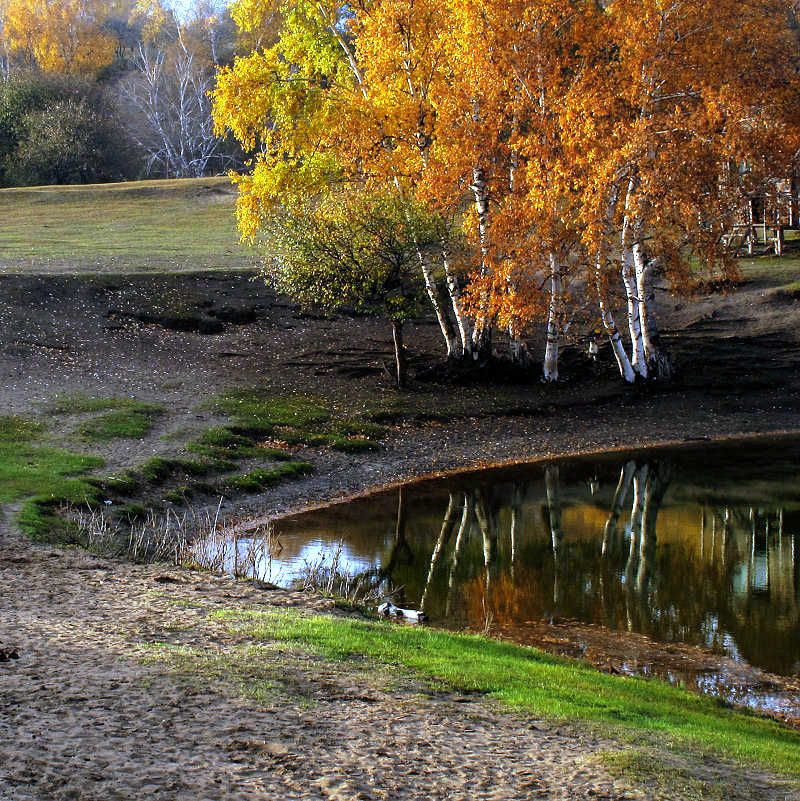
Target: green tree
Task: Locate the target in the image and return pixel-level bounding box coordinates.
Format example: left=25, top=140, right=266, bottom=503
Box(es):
left=0, top=72, right=134, bottom=186
left=261, top=190, right=443, bottom=389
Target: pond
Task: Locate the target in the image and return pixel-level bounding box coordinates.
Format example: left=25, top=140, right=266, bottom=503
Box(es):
left=214, top=436, right=800, bottom=721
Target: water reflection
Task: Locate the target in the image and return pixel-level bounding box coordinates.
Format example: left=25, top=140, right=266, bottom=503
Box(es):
left=230, top=438, right=800, bottom=716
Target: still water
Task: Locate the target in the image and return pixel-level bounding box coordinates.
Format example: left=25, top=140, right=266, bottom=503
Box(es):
left=223, top=437, right=800, bottom=716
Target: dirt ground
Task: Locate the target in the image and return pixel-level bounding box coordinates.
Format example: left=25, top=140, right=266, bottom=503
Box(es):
left=1, top=264, right=800, bottom=799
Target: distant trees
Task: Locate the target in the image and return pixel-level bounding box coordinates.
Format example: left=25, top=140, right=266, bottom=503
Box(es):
left=213, top=0, right=800, bottom=385
left=0, top=0, right=245, bottom=185
left=0, top=71, right=134, bottom=185
left=3, top=0, right=116, bottom=75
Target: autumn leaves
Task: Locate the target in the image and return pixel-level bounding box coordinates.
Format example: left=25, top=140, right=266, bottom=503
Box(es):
left=212, top=0, right=800, bottom=384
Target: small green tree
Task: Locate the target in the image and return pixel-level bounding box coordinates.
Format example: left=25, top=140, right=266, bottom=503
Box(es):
left=261, top=190, right=441, bottom=389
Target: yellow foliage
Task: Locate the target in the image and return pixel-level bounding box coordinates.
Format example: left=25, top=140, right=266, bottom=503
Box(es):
left=4, top=0, right=116, bottom=74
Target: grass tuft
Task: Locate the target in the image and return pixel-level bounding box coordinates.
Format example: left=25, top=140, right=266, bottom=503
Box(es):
left=215, top=390, right=330, bottom=437
left=224, top=462, right=313, bottom=492
left=78, top=403, right=165, bottom=442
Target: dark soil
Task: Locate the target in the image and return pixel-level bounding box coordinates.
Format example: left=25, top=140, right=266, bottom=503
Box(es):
left=1, top=266, right=799, bottom=518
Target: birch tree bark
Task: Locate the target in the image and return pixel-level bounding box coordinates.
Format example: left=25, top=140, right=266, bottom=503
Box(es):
left=443, top=249, right=474, bottom=359
left=621, top=204, right=648, bottom=378
left=469, top=165, right=493, bottom=361
left=543, top=252, right=561, bottom=381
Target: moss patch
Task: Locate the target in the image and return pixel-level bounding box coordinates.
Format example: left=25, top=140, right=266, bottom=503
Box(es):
left=224, top=462, right=313, bottom=493
left=78, top=404, right=165, bottom=442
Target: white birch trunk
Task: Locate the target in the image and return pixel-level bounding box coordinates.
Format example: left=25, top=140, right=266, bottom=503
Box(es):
left=632, top=220, right=672, bottom=379
left=470, top=166, right=493, bottom=360
left=543, top=252, right=561, bottom=381
left=595, top=185, right=636, bottom=383
left=420, top=254, right=459, bottom=359
left=595, top=265, right=636, bottom=383
left=443, top=248, right=474, bottom=359
left=621, top=196, right=647, bottom=378
left=632, top=223, right=655, bottom=366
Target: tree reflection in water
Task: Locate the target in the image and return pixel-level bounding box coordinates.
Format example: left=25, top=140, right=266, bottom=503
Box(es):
left=273, top=441, right=800, bottom=696
left=357, top=453, right=800, bottom=680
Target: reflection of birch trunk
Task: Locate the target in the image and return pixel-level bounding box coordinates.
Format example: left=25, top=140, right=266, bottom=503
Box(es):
left=420, top=493, right=456, bottom=613
left=510, top=484, right=523, bottom=580
left=624, top=465, right=648, bottom=626
left=635, top=462, right=670, bottom=594
left=602, top=461, right=636, bottom=556
left=445, top=493, right=471, bottom=617
left=721, top=507, right=730, bottom=566
left=474, top=491, right=496, bottom=595
left=544, top=465, right=563, bottom=605
left=382, top=487, right=413, bottom=578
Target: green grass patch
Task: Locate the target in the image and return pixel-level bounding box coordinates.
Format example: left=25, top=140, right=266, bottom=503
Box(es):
left=215, top=390, right=330, bottom=437
left=46, top=394, right=138, bottom=415
left=212, top=609, right=800, bottom=777
left=211, top=389, right=383, bottom=452
left=78, top=403, right=165, bottom=442
left=137, top=456, right=235, bottom=485
left=224, top=462, right=313, bottom=493
left=0, top=416, right=103, bottom=504
left=735, top=255, right=800, bottom=287
left=87, top=472, right=141, bottom=496
left=114, top=502, right=148, bottom=521
left=162, top=486, right=193, bottom=505
left=330, top=437, right=380, bottom=453
left=0, top=415, right=104, bottom=540
left=0, top=177, right=254, bottom=274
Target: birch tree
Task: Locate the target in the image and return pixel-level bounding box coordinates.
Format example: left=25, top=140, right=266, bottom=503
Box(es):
left=120, top=31, right=237, bottom=177
left=564, top=0, right=800, bottom=381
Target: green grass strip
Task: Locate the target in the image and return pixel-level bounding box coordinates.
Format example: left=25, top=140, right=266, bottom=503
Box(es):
left=214, top=609, right=800, bottom=777
left=0, top=415, right=104, bottom=540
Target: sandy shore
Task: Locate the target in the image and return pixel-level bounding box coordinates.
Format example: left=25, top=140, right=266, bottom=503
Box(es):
left=3, top=429, right=800, bottom=801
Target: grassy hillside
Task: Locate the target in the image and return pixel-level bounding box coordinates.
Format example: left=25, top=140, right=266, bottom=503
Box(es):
left=0, top=177, right=256, bottom=274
